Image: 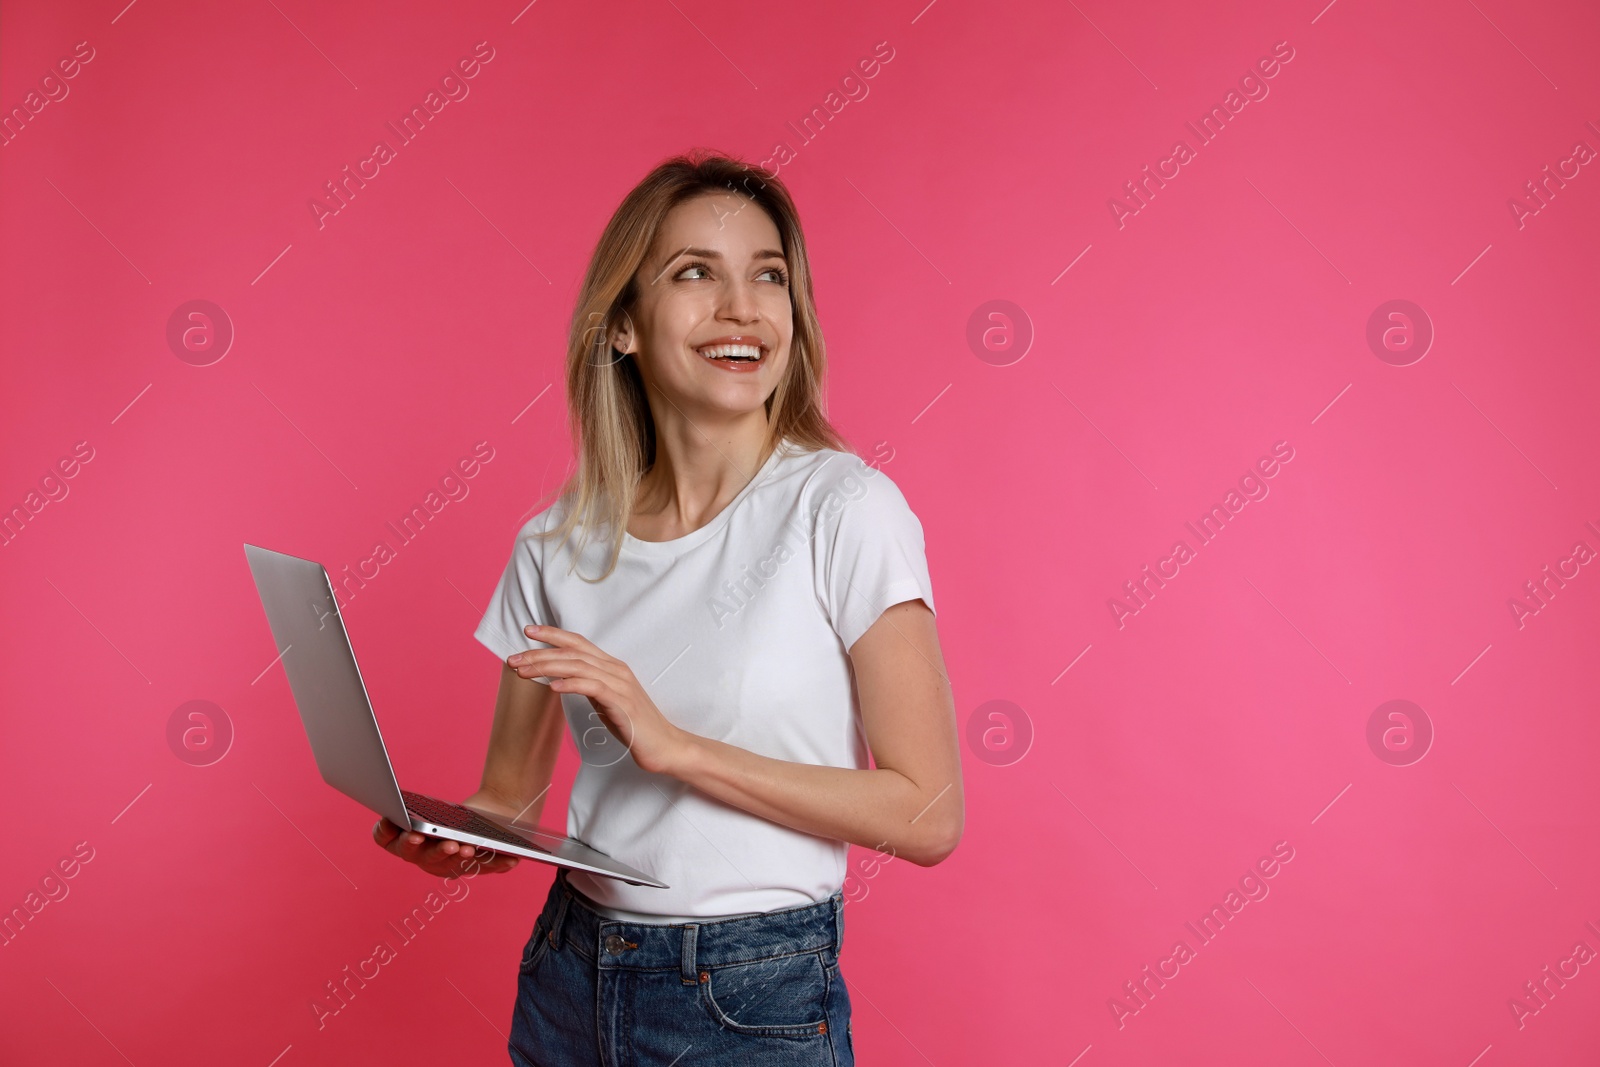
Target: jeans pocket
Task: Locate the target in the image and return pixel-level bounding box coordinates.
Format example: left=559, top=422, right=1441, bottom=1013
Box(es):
left=520, top=917, right=552, bottom=976
left=698, top=949, right=831, bottom=1038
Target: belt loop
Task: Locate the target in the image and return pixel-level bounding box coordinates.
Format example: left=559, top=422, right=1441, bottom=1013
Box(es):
left=832, top=890, right=845, bottom=955
left=679, top=924, right=699, bottom=984
left=548, top=872, right=572, bottom=952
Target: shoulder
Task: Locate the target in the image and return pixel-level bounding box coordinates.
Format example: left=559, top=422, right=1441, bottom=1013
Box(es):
left=502, top=494, right=575, bottom=561
left=772, top=447, right=921, bottom=534
left=768, top=444, right=883, bottom=494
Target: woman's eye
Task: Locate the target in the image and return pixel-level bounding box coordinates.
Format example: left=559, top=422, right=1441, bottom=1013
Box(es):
left=674, top=263, right=788, bottom=285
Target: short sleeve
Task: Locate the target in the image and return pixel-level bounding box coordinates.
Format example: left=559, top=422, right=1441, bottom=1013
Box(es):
left=812, top=461, right=937, bottom=653
left=474, top=519, right=556, bottom=662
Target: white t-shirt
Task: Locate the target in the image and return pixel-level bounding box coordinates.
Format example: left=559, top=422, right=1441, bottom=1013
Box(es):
left=473, top=439, right=937, bottom=922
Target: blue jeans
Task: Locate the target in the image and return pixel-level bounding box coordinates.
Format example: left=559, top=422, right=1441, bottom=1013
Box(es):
left=508, top=867, right=855, bottom=1066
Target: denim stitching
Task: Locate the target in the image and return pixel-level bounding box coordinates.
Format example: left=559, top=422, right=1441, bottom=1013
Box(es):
left=548, top=873, right=572, bottom=953
left=698, top=948, right=831, bottom=1038
left=521, top=918, right=552, bottom=973
left=679, top=923, right=699, bottom=985
left=824, top=950, right=841, bottom=1066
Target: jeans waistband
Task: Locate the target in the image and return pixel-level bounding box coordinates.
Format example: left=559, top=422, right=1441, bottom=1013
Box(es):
left=539, top=868, right=846, bottom=983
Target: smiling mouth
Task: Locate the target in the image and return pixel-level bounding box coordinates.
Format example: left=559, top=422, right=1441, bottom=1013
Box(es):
left=696, top=343, right=766, bottom=364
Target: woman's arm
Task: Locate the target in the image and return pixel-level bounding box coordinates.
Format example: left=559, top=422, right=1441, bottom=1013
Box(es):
left=512, top=600, right=964, bottom=867
left=467, top=661, right=567, bottom=825
left=666, top=599, right=963, bottom=867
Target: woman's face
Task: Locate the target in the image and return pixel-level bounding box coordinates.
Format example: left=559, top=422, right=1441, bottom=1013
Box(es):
left=616, top=191, right=794, bottom=424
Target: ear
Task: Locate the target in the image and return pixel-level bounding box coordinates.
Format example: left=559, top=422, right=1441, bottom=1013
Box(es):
left=609, top=311, right=636, bottom=357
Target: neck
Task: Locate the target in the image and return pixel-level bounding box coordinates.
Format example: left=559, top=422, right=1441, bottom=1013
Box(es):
left=634, top=421, right=776, bottom=533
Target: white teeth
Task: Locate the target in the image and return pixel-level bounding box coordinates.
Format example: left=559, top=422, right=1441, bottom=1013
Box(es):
left=698, top=344, right=763, bottom=361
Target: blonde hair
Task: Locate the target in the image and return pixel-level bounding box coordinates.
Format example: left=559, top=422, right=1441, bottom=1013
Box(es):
left=536, top=148, right=852, bottom=581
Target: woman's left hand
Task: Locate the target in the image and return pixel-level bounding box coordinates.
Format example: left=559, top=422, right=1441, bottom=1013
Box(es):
left=507, top=625, right=689, bottom=777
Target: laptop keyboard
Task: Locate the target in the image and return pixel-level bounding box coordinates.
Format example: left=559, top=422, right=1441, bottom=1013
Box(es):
left=402, top=791, right=550, bottom=853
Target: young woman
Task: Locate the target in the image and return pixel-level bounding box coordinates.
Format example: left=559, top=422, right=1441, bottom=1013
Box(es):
left=373, top=150, right=963, bottom=1066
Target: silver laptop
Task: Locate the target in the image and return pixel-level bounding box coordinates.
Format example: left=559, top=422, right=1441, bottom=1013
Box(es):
left=243, top=543, right=667, bottom=888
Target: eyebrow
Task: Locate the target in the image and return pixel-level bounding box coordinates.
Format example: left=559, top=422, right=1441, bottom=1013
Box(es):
left=674, top=246, right=786, bottom=263
left=650, top=245, right=788, bottom=285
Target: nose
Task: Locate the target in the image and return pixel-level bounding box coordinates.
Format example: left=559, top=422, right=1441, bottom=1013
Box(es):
left=717, top=276, right=761, bottom=324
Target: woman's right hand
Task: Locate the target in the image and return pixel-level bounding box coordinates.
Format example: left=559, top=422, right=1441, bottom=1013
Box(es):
left=372, top=792, right=524, bottom=878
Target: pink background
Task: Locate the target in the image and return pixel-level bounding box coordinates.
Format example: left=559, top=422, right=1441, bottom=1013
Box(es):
left=4, top=0, right=1599, bottom=1063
